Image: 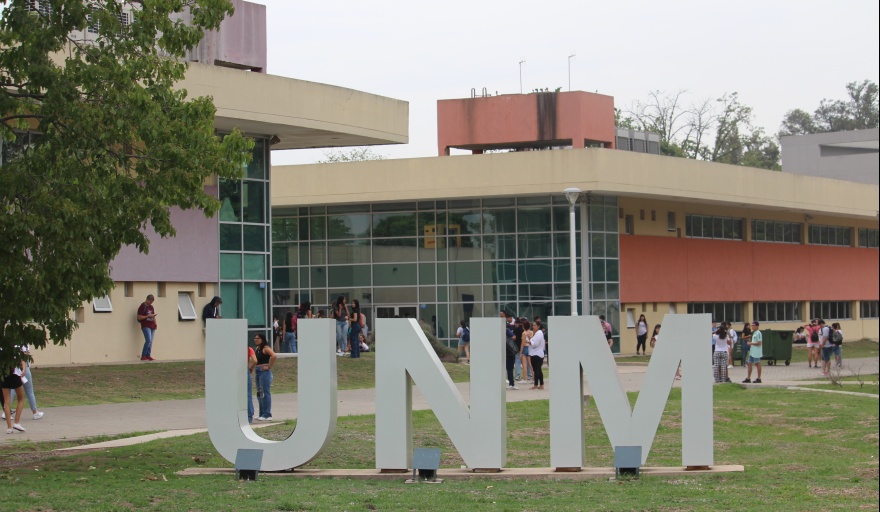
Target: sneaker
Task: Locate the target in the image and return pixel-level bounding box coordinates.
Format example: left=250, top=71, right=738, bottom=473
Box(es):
left=754, top=379, right=762, bottom=384
left=336, top=351, right=344, bottom=357
left=506, top=385, right=519, bottom=390
left=12, top=423, right=26, bottom=432
left=742, top=378, right=751, bottom=383
left=5, top=428, right=11, bottom=434
left=262, top=415, right=272, bottom=421
left=140, top=356, right=149, bottom=361
left=255, top=416, right=267, bottom=421
left=33, top=411, right=44, bottom=420
left=727, top=365, right=733, bottom=369
left=147, top=356, right=155, bottom=361
left=1, top=411, right=4, bottom=419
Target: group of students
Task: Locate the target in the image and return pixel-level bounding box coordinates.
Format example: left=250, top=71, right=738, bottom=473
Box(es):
left=1, top=345, right=45, bottom=434
left=711, top=321, right=764, bottom=384
left=794, top=318, right=844, bottom=376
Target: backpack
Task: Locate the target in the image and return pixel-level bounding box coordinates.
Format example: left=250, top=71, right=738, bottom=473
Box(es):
left=461, top=327, right=470, bottom=343
left=810, top=329, right=819, bottom=342
left=831, top=330, right=843, bottom=346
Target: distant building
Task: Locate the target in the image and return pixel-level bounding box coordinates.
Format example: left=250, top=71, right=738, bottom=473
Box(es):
left=781, top=128, right=879, bottom=185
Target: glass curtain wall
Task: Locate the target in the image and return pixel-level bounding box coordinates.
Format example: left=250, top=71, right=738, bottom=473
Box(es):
left=218, top=137, right=271, bottom=341
left=272, top=195, right=620, bottom=349
left=586, top=195, right=621, bottom=351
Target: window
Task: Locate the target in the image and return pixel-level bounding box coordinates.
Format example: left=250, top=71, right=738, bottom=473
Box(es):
left=178, top=292, right=197, bottom=321
left=624, top=215, right=634, bottom=235
left=810, top=301, right=852, bottom=320
left=753, top=302, right=800, bottom=322
left=685, top=214, right=743, bottom=240
left=860, top=300, right=879, bottom=319
left=667, top=212, right=676, bottom=232
left=859, top=228, right=879, bottom=249
left=626, top=308, right=636, bottom=328
left=668, top=303, right=676, bottom=314
left=124, top=282, right=133, bottom=297
left=751, top=220, right=802, bottom=244
left=92, top=294, right=112, bottom=313
left=808, top=224, right=852, bottom=246
left=687, top=302, right=743, bottom=323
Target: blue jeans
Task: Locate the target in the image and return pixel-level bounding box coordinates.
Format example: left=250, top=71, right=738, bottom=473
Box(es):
left=336, top=320, right=349, bottom=353
left=740, top=339, right=748, bottom=365
left=141, top=327, right=155, bottom=357
left=10, top=364, right=37, bottom=411
left=350, top=323, right=361, bottom=358
left=284, top=332, right=297, bottom=353
left=246, top=371, right=254, bottom=423
left=255, top=368, right=273, bottom=418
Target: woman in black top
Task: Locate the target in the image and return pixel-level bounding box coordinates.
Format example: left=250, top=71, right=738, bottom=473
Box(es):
left=253, top=333, right=276, bottom=421
left=349, top=299, right=362, bottom=359
left=334, top=296, right=349, bottom=354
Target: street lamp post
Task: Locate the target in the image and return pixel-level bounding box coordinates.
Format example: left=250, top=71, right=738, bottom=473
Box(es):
left=563, top=187, right=582, bottom=316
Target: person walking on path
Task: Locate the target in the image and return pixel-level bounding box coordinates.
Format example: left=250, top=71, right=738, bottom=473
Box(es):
left=456, top=320, right=470, bottom=364
left=743, top=321, right=763, bottom=383
left=1, top=359, right=27, bottom=434
left=253, top=333, right=276, bottom=421
left=137, top=295, right=158, bottom=361
left=9, top=345, right=43, bottom=420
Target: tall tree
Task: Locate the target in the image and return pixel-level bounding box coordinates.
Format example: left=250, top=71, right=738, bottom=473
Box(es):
left=779, top=79, right=879, bottom=136
left=621, top=90, right=780, bottom=170
left=0, top=1, right=253, bottom=367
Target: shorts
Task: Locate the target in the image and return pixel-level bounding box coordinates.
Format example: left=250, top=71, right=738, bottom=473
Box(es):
left=806, top=342, right=820, bottom=349
left=747, top=356, right=762, bottom=364
left=522, top=346, right=530, bottom=356
left=821, top=346, right=833, bottom=361
left=1, top=373, right=23, bottom=389
left=831, top=346, right=842, bottom=357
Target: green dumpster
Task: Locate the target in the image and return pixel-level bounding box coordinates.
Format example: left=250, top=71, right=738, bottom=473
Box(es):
left=760, top=329, right=793, bottom=366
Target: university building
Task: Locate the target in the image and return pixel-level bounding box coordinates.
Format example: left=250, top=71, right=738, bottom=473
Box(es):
left=30, top=2, right=878, bottom=364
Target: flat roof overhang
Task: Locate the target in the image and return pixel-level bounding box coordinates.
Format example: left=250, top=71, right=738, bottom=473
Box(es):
left=272, top=149, right=879, bottom=221
left=180, top=63, right=408, bottom=150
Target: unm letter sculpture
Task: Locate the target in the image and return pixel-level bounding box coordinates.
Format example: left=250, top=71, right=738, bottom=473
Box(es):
left=206, top=314, right=713, bottom=472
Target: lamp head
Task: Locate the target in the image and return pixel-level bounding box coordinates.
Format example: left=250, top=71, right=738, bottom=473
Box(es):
left=563, top=187, right=582, bottom=206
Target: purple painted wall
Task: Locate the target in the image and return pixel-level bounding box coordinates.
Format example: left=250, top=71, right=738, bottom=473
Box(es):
left=110, top=186, right=219, bottom=283
left=173, top=0, right=267, bottom=72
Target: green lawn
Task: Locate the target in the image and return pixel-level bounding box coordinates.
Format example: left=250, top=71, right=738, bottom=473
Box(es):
left=31, top=353, right=472, bottom=406
left=1, top=386, right=876, bottom=511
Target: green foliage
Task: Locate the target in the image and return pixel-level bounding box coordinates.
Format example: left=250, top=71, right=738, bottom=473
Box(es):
left=779, top=79, right=879, bottom=136
left=315, top=146, right=386, bottom=163
left=623, top=90, right=780, bottom=170
left=0, top=1, right=253, bottom=367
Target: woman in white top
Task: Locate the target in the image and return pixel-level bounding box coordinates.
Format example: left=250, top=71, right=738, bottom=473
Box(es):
left=712, top=329, right=730, bottom=383
left=528, top=319, right=546, bottom=389
left=635, top=314, right=649, bottom=355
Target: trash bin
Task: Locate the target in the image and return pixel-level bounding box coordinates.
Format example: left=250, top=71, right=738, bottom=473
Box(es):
left=760, top=329, right=793, bottom=366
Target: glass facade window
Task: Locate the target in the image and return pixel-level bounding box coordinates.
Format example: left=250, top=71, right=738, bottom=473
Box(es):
left=808, top=224, right=852, bottom=246
left=271, top=195, right=620, bottom=349
left=751, top=220, right=802, bottom=244
left=861, top=300, right=879, bottom=319
left=685, top=214, right=743, bottom=240
left=753, top=301, right=800, bottom=322
left=810, top=301, right=852, bottom=320
left=687, top=302, right=744, bottom=323
left=858, top=228, right=879, bottom=249
left=219, top=137, right=271, bottom=337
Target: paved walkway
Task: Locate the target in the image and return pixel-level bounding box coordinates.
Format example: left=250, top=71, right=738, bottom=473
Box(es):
left=2, top=357, right=877, bottom=447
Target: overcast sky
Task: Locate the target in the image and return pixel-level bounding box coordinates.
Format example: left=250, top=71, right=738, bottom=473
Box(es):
left=257, top=0, right=879, bottom=165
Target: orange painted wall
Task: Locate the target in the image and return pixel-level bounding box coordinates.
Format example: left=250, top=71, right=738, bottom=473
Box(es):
left=619, top=235, right=879, bottom=303
left=437, top=91, right=615, bottom=154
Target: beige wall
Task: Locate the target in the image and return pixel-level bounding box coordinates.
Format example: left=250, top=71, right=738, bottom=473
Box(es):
left=272, top=149, right=878, bottom=222
left=36, top=282, right=216, bottom=366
